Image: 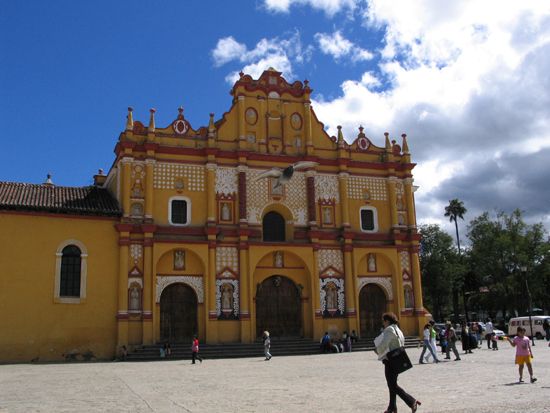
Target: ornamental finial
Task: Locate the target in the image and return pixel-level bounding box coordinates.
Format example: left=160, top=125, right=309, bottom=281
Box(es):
left=125, top=107, right=134, bottom=131
left=148, top=108, right=156, bottom=132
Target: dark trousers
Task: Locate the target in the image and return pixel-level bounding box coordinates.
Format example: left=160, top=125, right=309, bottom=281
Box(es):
left=384, top=360, right=415, bottom=410
left=485, top=334, right=492, bottom=349
left=192, top=351, right=202, bottom=364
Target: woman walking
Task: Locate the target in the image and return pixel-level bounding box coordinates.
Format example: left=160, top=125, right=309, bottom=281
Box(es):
left=419, top=323, right=439, bottom=364
left=375, top=312, right=421, bottom=413
left=191, top=335, right=203, bottom=364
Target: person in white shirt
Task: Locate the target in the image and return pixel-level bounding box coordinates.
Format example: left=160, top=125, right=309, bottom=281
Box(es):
left=419, top=323, right=439, bottom=363
left=485, top=318, right=494, bottom=349
left=375, top=312, right=421, bottom=413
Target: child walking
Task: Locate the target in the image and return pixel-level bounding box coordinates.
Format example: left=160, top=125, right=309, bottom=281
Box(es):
left=507, top=327, right=536, bottom=383
left=191, top=335, right=203, bottom=364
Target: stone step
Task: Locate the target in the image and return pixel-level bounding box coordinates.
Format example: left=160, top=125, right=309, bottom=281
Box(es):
left=125, top=337, right=422, bottom=361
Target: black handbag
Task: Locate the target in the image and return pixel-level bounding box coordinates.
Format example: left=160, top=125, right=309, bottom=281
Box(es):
left=386, top=347, right=413, bottom=374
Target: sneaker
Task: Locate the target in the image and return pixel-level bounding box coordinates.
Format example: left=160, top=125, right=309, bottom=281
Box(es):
left=531, top=377, right=537, bottom=383
left=455, top=358, right=461, bottom=361
left=519, top=378, right=524, bottom=383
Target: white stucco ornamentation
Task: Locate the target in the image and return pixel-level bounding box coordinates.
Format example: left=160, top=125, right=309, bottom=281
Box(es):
left=400, top=251, right=410, bottom=272
left=348, top=176, right=387, bottom=200
left=216, top=247, right=239, bottom=275
left=156, top=276, right=204, bottom=303
left=320, top=278, right=345, bottom=314
left=315, top=174, right=340, bottom=202
left=318, top=249, right=343, bottom=275
left=215, top=279, right=239, bottom=317
left=153, top=162, right=205, bottom=191
left=130, top=244, right=142, bottom=264
left=245, top=168, right=308, bottom=225
left=357, top=277, right=393, bottom=300
left=128, top=277, right=143, bottom=288
left=215, top=167, right=238, bottom=195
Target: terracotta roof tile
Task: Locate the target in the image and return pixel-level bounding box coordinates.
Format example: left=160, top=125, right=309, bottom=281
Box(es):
left=0, top=182, right=121, bottom=217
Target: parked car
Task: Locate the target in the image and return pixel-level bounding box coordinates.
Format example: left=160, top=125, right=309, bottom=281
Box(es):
left=493, top=329, right=506, bottom=339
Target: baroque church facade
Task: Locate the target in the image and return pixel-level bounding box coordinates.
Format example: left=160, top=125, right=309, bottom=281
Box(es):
left=0, top=69, right=429, bottom=361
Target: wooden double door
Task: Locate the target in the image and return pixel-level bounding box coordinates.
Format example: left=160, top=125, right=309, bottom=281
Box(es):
left=359, top=284, right=387, bottom=337
left=256, top=275, right=302, bottom=338
left=160, top=283, right=197, bottom=343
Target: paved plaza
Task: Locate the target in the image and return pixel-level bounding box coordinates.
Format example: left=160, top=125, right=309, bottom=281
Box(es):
left=1, top=343, right=549, bottom=412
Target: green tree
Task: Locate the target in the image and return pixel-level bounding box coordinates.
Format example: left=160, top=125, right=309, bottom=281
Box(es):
left=444, top=199, right=467, bottom=320
left=419, top=224, right=460, bottom=320
left=445, top=199, right=467, bottom=254
left=467, top=210, right=550, bottom=319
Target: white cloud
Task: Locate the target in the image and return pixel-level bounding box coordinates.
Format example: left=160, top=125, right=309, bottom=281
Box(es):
left=212, top=32, right=312, bottom=84
left=311, top=0, right=550, bottom=228
left=315, top=31, right=374, bottom=62
left=225, top=55, right=293, bottom=84
left=212, top=37, right=247, bottom=67
left=264, top=0, right=357, bottom=17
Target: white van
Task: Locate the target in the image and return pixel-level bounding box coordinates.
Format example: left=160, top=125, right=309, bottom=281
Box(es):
left=508, top=316, right=550, bottom=339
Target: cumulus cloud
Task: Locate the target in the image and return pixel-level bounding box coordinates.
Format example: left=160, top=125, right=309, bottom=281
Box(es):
left=211, top=37, right=247, bottom=67
left=212, top=32, right=313, bottom=84
left=315, top=31, right=374, bottom=62
left=310, top=0, right=550, bottom=233
left=264, top=0, right=357, bottom=17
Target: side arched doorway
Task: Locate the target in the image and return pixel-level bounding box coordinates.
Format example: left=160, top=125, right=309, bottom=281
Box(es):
left=160, top=283, right=197, bottom=343
left=359, top=283, right=387, bottom=337
left=256, top=275, right=301, bottom=338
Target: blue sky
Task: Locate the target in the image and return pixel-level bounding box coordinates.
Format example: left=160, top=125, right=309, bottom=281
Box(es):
left=1, top=1, right=549, bottom=233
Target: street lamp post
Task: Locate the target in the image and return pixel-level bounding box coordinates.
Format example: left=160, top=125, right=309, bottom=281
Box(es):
left=521, top=266, right=535, bottom=346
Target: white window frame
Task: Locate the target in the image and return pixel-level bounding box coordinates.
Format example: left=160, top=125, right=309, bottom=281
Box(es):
left=359, top=206, right=378, bottom=233
left=54, top=239, right=88, bottom=304
left=169, top=196, right=191, bottom=226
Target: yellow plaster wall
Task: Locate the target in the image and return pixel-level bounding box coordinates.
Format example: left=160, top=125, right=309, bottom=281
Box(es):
left=0, top=213, right=119, bottom=362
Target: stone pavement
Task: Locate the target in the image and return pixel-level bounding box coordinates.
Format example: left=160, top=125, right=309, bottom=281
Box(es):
left=1, top=342, right=549, bottom=412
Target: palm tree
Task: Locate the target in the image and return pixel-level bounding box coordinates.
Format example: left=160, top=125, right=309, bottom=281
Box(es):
left=444, top=199, right=467, bottom=321
left=444, top=199, right=467, bottom=255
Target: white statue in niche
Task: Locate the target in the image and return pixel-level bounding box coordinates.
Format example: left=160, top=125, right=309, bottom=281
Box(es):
left=274, top=251, right=284, bottom=268
left=129, top=285, right=141, bottom=311
left=323, top=207, right=332, bottom=224
left=221, top=284, right=234, bottom=312
left=221, top=203, right=231, bottom=221
left=326, top=283, right=337, bottom=310
left=396, top=193, right=404, bottom=210
left=271, top=178, right=283, bottom=196
left=398, top=212, right=406, bottom=225
left=404, top=286, right=414, bottom=308
left=368, top=253, right=376, bottom=272
left=174, top=250, right=185, bottom=270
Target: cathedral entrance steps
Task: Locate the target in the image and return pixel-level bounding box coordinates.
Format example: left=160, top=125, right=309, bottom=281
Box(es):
left=125, top=336, right=422, bottom=361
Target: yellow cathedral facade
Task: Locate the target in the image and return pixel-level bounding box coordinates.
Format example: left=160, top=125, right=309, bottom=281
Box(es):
left=0, top=70, right=429, bottom=362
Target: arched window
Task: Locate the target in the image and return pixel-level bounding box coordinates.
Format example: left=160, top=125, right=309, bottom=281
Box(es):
left=54, top=240, right=88, bottom=303
left=263, top=211, right=285, bottom=242
left=60, top=245, right=81, bottom=297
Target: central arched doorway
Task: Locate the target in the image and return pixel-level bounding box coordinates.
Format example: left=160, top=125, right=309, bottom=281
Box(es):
left=256, top=275, right=301, bottom=338
left=359, top=283, right=387, bottom=337
left=160, top=283, right=197, bottom=343
left=263, top=211, right=285, bottom=241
